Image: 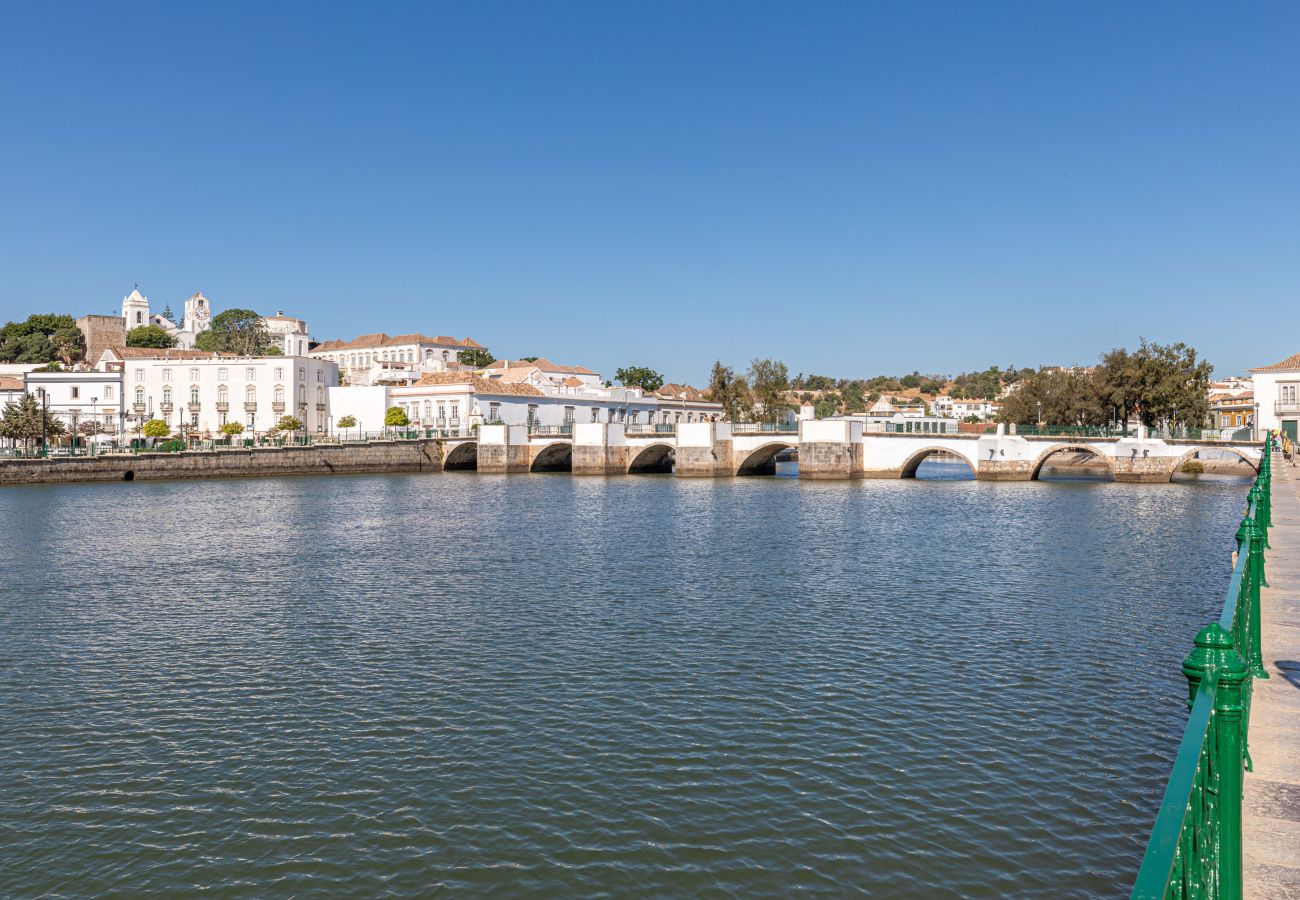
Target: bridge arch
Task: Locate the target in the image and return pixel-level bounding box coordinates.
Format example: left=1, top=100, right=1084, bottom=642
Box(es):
left=531, top=442, right=573, bottom=473
left=899, top=445, right=977, bottom=479
left=627, top=442, right=675, bottom=474
left=1174, top=445, right=1259, bottom=477
left=736, top=441, right=797, bottom=476
left=444, top=441, right=477, bottom=471
left=1031, top=443, right=1115, bottom=481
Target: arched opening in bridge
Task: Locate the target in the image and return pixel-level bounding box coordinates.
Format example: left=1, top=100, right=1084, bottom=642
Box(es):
left=628, top=443, right=674, bottom=474
left=444, top=441, right=477, bottom=471
left=122, top=470, right=135, bottom=482
left=736, top=442, right=797, bottom=476
left=1172, top=447, right=1259, bottom=482
left=531, top=443, right=573, bottom=473
left=900, top=447, right=975, bottom=480
left=1032, top=445, right=1114, bottom=482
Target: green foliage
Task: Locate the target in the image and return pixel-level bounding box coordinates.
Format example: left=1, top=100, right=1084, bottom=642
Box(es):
left=32, top=361, right=63, bottom=372
left=997, top=340, right=1213, bottom=427
left=458, top=347, right=496, bottom=368
left=899, top=371, right=922, bottom=389
left=615, top=366, right=665, bottom=393
left=748, top=358, right=791, bottom=423
left=0, top=314, right=83, bottom=364
left=798, top=373, right=836, bottom=391
left=384, top=407, right=409, bottom=427
left=278, top=415, right=304, bottom=431
left=0, top=393, right=68, bottom=445
left=814, top=398, right=839, bottom=419
left=142, top=418, right=171, bottom=438
left=220, top=422, right=245, bottom=436
left=706, top=360, right=754, bottom=421
left=920, top=379, right=943, bottom=395
left=194, top=308, right=276, bottom=356
left=336, top=415, right=357, bottom=430
left=126, top=324, right=178, bottom=349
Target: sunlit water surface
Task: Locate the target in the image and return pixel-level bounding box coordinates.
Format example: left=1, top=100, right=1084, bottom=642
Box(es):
left=0, top=462, right=1250, bottom=897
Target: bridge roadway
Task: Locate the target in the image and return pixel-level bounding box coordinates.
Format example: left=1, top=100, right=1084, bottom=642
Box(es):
left=439, top=421, right=1263, bottom=481
left=1244, top=463, right=1300, bottom=896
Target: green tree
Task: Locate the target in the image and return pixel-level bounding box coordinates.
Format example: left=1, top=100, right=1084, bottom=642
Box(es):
left=126, top=324, right=178, bottom=349
left=0, top=393, right=67, bottom=448
left=801, top=373, right=836, bottom=391
left=615, top=366, right=665, bottom=393
left=194, top=309, right=275, bottom=355
left=458, top=347, right=496, bottom=368
left=814, top=397, right=839, bottom=419
left=336, top=415, right=357, bottom=430
left=278, top=415, right=304, bottom=432
left=0, top=313, right=83, bottom=364
left=384, top=407, right=409, bottom=428
left=220, top=422, right=245, bottom=437
left=706, top=360, right=753, bottom=421
left=748, top=358, right=791, bottom=423
left=142, top=418, right=171, bottom=439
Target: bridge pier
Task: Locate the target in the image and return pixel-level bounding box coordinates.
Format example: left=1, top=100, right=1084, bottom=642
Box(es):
left=675, top=422, right=733, bottom=477
left=476, top=424, right=532, bottom=474
left=797, top=420, right=863, bottom=479
left=1111, top=437, right=1182, bottom=482
left=572, top=424, right=631, bottom=475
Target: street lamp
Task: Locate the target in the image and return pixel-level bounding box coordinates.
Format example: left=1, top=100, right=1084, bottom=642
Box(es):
left=1036, top=400, right=1042, bottom=429
left=35, top=387, right=47, bottom=456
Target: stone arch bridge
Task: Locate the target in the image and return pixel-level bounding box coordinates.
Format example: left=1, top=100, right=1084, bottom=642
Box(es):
left=433, top=422, right=1261, bottom=482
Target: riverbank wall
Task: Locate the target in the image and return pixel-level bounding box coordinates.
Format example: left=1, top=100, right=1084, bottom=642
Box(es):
left=0, top=440, right=442, bottom=485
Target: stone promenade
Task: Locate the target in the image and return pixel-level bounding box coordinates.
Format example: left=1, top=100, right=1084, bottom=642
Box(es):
left=1245, top=464, right=1300, bottom=898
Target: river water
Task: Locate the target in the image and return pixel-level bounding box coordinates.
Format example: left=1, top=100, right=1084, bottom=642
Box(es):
left=0, top=463, right=1249, bottom=897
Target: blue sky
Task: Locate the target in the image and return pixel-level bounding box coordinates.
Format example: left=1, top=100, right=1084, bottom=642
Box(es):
left=1, top=2, right=1297, bottom=384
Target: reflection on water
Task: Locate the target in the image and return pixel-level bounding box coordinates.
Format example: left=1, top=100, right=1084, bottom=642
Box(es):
left=0, top=473, right=1249, bottom=897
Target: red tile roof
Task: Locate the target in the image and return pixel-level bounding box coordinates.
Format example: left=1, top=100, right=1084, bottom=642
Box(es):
left=410, top=373, right=545, bottom=397
left=1250, top=353, right=1300, bottom=373
left=485, top=357, right=596, bottom=376
left=313, top=333, right=484, bottom=352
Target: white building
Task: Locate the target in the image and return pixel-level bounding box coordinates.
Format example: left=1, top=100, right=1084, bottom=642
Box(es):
left=482, top=357, right=603, bottom=388
left=1248, top=353, right=1300, bottom=439
left=22, top=369, right=126, bottom=437
left=0, top=375, right=22, bottom=407
left=98, top=347, right=337, bottom=436
left=329, top=373, right=722, bottom=434
left=262, top=311, right=312, bottom=357
left=950, top=398, right=999, bottom=421
left=310, top=332, right=487, bottom=385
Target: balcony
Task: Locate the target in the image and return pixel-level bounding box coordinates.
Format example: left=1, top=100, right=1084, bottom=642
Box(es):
left=1275, top=401, right=1300, bottom=415
left=215, top=402, right=229, bottom=412
left=272, top=402, right=286, bottom=414
left=187, top=402, right=201, bottom=412
left=244, top=402, right=257, bottom=412
left=132, top=403, right=145, bottom=414
left=316, top=403, right=326, bottom=412
left=159, top=403, right=173, bottom=413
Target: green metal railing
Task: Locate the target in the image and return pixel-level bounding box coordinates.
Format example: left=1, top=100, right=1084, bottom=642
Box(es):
left=1132, top=444, right=1271, bottom=899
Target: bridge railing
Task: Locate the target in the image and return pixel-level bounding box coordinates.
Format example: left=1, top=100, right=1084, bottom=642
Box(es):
left=730, top=421, right=798, bottom=434
left=1131, top=445, right=1271, bottom=899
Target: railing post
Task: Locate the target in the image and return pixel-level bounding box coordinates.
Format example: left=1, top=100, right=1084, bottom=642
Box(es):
left=1182, top=624, right=1249, bottom=900
left=1243, top=516, right=1270, bottom=680
left=1215, top=647, right=1250, bottom=900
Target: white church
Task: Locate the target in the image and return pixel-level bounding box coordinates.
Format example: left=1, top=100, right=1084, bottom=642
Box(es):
left=121, top=288, right=309, bottom=354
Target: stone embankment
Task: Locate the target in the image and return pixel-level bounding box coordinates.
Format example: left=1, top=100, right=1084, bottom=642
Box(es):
left=0, top=440, right=442, bottom=485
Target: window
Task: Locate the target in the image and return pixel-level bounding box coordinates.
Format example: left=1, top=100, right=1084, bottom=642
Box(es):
left=527, top=404, right=539, bottom=425
left=70, top=386, right=79, bottom=399
left=489, top=402, right=500, bottom=422
left=442, top=350, right=450, bottom=363
left=316, top=369, right=323, bottom=383
left=218, top=385, right=228, bottom=403
left=273, top=368, right=283, bottom=380
left=162, top=369, right=173, bottom=382
left=189, top=368, right=200, bottom=381
left=316, top=386, right=324, bottom=405
left=246, top=385, right=256, bottom=402
left=247, top=412, right=255, bottom=427
left=134, top=387, right=144, bottom=404
left=219, top=412, right=227, bottom=426
left=450, top=403, right=459, bottom=420
left=1283, top=384, right=1299, bottom=404
left=135, top=369, right=144, bottom=382
left=245, top=368, right=255, bottom=380
left=135, top=311, right=143, bottom=324
left=190, top=412, right=198, bottom=427
left=590, top=408, right=598, bottom=422
left=630, top=411, right=639, bottom=424
left=162, top=386, right=172, bottom=405
left=423, top=401, right=432, bottom=420
left=218, top=368, right=228, bottom=381
left=274, top=385, right=285, bottom=403
left=189, top=386, right=199, bottom=404
left=298, top=385, right=306, bottom=405
left=437, top=403, right=446, bottom=421
left=104, top=386, right=114, bottom=400
left=564, top=406, right=575, bottom=424
left=298, top=367, right=305, bottom=381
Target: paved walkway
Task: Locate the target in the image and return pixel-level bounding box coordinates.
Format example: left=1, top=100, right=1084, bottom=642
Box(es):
left=1245, top=465, right=1300, bottom=898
